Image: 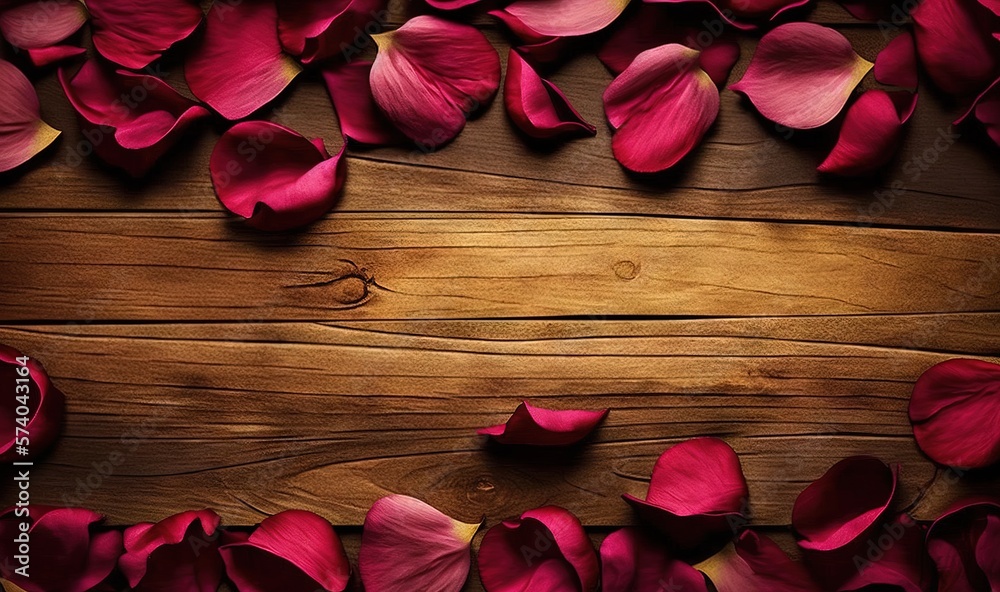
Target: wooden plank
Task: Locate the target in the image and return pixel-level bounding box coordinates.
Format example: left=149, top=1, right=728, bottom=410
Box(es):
left=1, top=213, right=998, bottom=322
left=0, top=320, right=996, bottom=527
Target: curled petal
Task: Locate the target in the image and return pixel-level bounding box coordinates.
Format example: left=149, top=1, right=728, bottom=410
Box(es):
left=604, top=44, right=720, bottom=173
left=478, top=401, right=607, bottom=445
left=927, top=498, right=1000, bottom=592
left=210, top=121, right=347, bottom=232
left=817, top=89, right=916, bottom=176
left=491, top=0, right=630, bottom=38
left=359, top=495, right=480, bottom=592
left=696, top=530, right=820, bottom=592
left=1, top=345, right=65, bottom=462
left=489, top=10, right=574, bottom=64
left=370, top=15, right=500, bottom=147
left=503, top=50, right=596, bottom=140
left=600, top=527, right=710, bottom=592
left=88, top=0, right=203, bottom=70
left=645, top=0, right=811, bottom=28
left=0, top=59, right=60, bottom=173
left=220, top=510, right=350, bottom=592
left=972, top=78, right=1000, bottom=147
left=835, top=514, right=934, bottom=592
left=913, top=0, right=1000, bottom=96
left=875, top=30, right=918, bottom=90
left=0, top=506, right=122, bottom=592
left=322, top=60, right=403, bottom=146
left=186, top=0, right=303, bottom=121
left=837, top=0, right=896, bottom=20
left=909, top=359, right=1000, bottom=469
left=59, top=59, right=210, bottom=177
left=622, top=437, right=749, bottom=550
left=25, top=45, right=86, bottom=67
left=119, top=509, right=225, bottom=592
left=478, top=506, right=599, bottom=592
left=731, top=22, right=873, bottom=129
left=792, top=456, right=897, bottom=552
left=0, top=0, right=87, bottom=50
left=278, top=0, right=386, bottom=65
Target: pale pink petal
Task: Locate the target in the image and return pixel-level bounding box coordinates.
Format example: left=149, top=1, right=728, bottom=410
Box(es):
left=478, top=401, right=607, bottom=445
left=875, top=30, right=918, bottom=90
left=912, top=0, right=1000, bottom=96
left=278, top=0, right=386, bottom=65
left=503, top=50, right=596, bottom=140
left=0, top=0, right=87, bottom=49
left=88, top=0, right=203, bottom=70
left=322, top=60, right=403, bottom=146
left=600, top=527, right=710, bottom=592
left=696, top=531, right=821, bottom=592
left=817, top=90, right=916, bottom=176
left=492, top=0, right=631, bottom=37
left=0, top=60, right=60, bottom=173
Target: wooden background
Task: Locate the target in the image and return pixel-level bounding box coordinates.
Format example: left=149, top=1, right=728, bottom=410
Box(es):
left=2, top=0, right=1000, bottom=588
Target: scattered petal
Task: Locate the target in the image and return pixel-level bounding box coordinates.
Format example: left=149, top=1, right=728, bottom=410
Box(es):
left=478, top=400, right=607, bottom=445
left=836, top=514, right=934, bottom=592
left=912, top=0, right=1000, bottom=96
left=927, top=498, right=1000, bottom=592
left=479, top=506, right=599, bottom=592
left=837, top=0, right=896, bottom=20
left=322, top=60, right=403, bottom=146
left=817, top=89, right=916, bottom=176
left=600, top=527, right=710, bottom=592
left=503, top=50, right=595, bottom=140
left=210, top=121, right=347, bottom=232
left=25, top=45, right=86, bottom=67
left=0, top=59, right=61, bottom=173
left=278, top=0, right=386, bottom=65
left=492, top=0, right=631, bottom=38
left=909, top=359, right=1000, bottom=469
left=1, top=345, right=64, bottom=462
left=645, top=0, right=811, bottom=28
left=370, top=15, right=501, bottom=147
left=88, top=0, right=203, bottom=70
left=603, top=44, right=721, bottom=173
left=119, top=509, right=226, bottom=592
left=730, top=22, right=873, bottom=129
left=959, top=77, right=1000, bottom=148
left=875, top=30, right=918, bottom=90
left=696, top=530, right=820, bottom=592
left=359, top=494, right=480, bottom=592
left=0, top=0, right=87, bottom=50
left=489, top=10, right=573, bottom=64
left=426, top=0, right=483, bottom=7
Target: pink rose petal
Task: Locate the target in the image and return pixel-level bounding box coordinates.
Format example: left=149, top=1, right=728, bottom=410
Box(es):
left=479, top=506, right=599, bottom=592
left=909, top=359, right=1000, bottom=469
left=322, top=60, right=403, bottom=146
left=503, top=50, right=596, bottom=140
left=426, top=0, right=482, bottom=8
left=875, top=30, right=918, bottom=90
left=1, top=345, right=65, bottom=462
left=927, top=498, right=1000, bottom=592
left=600, top=527, right=710, bottom=592
left=278, top=0, right=386, bottom=65
left=697, top=530, right=821, bottom=592
left=731, top=22, right=873, bottom=129
left=359, top=494, right=480, bottom=592
left=604, top=44, right=721, bottom=173
left=186, top=0, right=302, bottom=121
left=817, top=89, right=916, bottom=176
left=478, top=401, right=608, bottom=445
left=645, top=0, right=811, bottom=28
left=210, top=121, right=347, bottom=232
left=119, top=509, right=225, bottom=592
left=0, top=59, right=61, bottom=173
left=370, top=15, right=500, bottom=147
left=913, top=0, right=1000, bottom=96
left=622, top=437, right=749, bottom=550
left=88, top=0, right=203, bottom=70
left=0, top=0, right=87, bottom=50
left=491, top=0, right=631, bottom=38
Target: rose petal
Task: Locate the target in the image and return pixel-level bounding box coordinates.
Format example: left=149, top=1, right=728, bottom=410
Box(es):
left=913, top=0, right=1000, bottom=96
left=603, top=44, right=721, bottom=173
left=88, top=0, right=203, bottom=70
left=645, top=0, right=811, bottom=28
left=817, top=89, right=916, bottom=176
left=489, top=10, right=574, bottom=65
left=210, top=121, right=347, bottom=232
left=503, top=50, right=596, bottom=140
left=0, top=59, right=60, bottom=173
left=971, top=79, right=1000, bottom=146
left=25, top=45, right=86, bottom=67
left=119, top=509, right=225, bottom=592
left=219, top=510, right=350, bottom=592
left=622, top=437, right=749, bottom=550
left=370, top=15, right=500, bottom=147
left=792, top=456, right=897, bottom=552
left=491, top=0, right=630, bottom=38
left=322, top=60, right=403, bottom=146
left=696, top=530, right=820, bottom=592
left=479, top=506, right=599, bottom=592
left=359, top=494, right=480, bottom=592
left=0, top=0, right=87, bottom=50
left=1, top=345, right=65, bottom=462
left=834, top=514, right=933, bottom=592
left=59, top=59, right=210, bottom=177
left=426, top=0, right=483, bottom=7
left=927, top=498, right=1000, bottom=592
left=909, top=359, right=1000, bottom=469
left=278, top=0, right=386, bottom=65
left=977, top=513, right=1000, bottom=587
left=730, top=22, right=873, bottom=129
left=875, top=30, right=918, bottom=90
left=478, top=401, right=608, bottom=445
left=600, top=527, right=710, bottom=592
left=186, top=0, right=303, bottom=121
left=837, top=0, right=896, bottom=21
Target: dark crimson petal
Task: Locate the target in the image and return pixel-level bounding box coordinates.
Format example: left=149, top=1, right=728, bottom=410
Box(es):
left=426, top=0, right=483, bottom=7
left=600, top=527, right=710, bottom=592
left=322, top=60, right=403, bottom=146
left=478, top=401, right=607, bottom=445
left=26, top=45, right=86, bottom=67
left=817, top=89, right=916, bottom=176
left=503, top=50, right=596, bottom=140
left=912, top=0, right=1000, bottom=96
left=978, top=513, right=1000, bottom=587
left=645, top=0, right=811, bottom=28
left=0, top=59, right=61, bottom=173
left=697, top=530, right=821, bottom=591
left=0, top=345, right=65, bottom=462
left=875, top=30, right=918, bottom=90
left=88, top=0, right=203, bottom=70
left=0, top=0, right=87, bottom=49
left=836, top=514, right=934, bottom=592
left=927, top=498, right=1000, bottom=592
left=837, top=0, right=897, bottom=20
left=278, top=0, right=386, bottom=65
left=119, top=509, right=225, bottom=592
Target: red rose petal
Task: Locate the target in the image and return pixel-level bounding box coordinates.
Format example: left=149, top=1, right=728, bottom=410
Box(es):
left=426, top=0, right=482, bottom=7
left=697, top=530, right=820, bottom=592
left=0, top=0, right=87, bottom=50
left=836, top=514, right=933, bottom=592
left=88, top=0, right=203, bottom=70
left=817, top=89, right=916, bottom=176
left=478, top=401, right=608, bottom=445
left=645, top=0, right=811, bottom=28
left=600, top=527, right=710, bottom=592
left=59, top=59, right=210, bottom=177
left=622, top=437, right=749, bottom=549
left=875, top=30, right=918, bottom=90
left=503, top=50, right=596, bottom=140
left=322, top=60, right=403, bottom=146
left=219, top=510, right=350, bottom=592
left=603, top=44, right=721, bottom=173
left=731, top=22, right=873, bottom=129
left=186, top=0, right=302, bottom=121
left=479, top=506, right=599, bottom=592
left=25, top=45, right=86, bottom=67
left=978, top=513, right=1000, bottom=587
left=491, top=0, right=631, bottom=38
left=370, top=15, right=500, bottom=147
left=489, top=9, right=574, bottom=64
left=837, top=0, right=895, bottom=20
left=792, top=456, right=897, bottom=552
left=359, top=495, right=480, bottom=592
left=278, top=0, right=385, bottom=65
left=909, top=359, right=1000, bottom=469
left=119, top=509, right=225, bottom=592
left=210, top=121, right=347, bottom=232
left=927, top=498, right=1000, bottom=592
left=913, top=0, right=1000, bottom=96
left=1, top=345, right=65, bottom=462
left=0, top=59, right=61, bottom=173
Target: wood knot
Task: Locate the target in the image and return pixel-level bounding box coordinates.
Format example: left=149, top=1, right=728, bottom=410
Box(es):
left=613, top=260, right=640, bottom=281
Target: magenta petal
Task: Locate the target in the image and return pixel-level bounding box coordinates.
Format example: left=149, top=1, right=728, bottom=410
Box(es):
left=927, top=498, right=1000, bottom=592
left=600, top=527, right=710, bottom=592
left=978, top=513, right=1000, bottom=588
left=186, top=0, right=302, bottom=121
left=478, top=401, right=608, bottom=445
left=370, top=15, right=500, bottom=147
left=0, top=59, right=61, bottom=173
left=211, top=121, right=346, bottom=232
left=913, top=0, right=1000, bottom=96
left=0, top=0, right=87, bottom=50
left=1, top=345, right=65, bottom=462
left=322, top=60, right=403, bottom=146
left=88, top=0, right=202, bottom=70
left=875, top=30, right=918, bottom=90
left=503, top=50, right=596, bottom=140
left=219, top=510, right=350, bottom=592
left=645, top=0, right=811, bottom=27
left=909, top=359, right=1000, bottom=469
left=119, top=509, right=224, bottom=592
left=817, top=89, right=916, bottom=176
left=697, top=530, right=820, bottom=592
left=489, top=9, right=573, bottom=64
left=603, top=44, right=720, bottom=173
left=792, top=456, right=897, bottom=552
left=26, top=45, right=86, bottom=67
left=359, top=495, right=480, bottom=592
left=731, top=22, right=873, bottom=129
left=278, top=0, right=385, bottom=65
left=426, top=0, right=483, bottom=7
left=835, top=514, right=934, bottom=592
left=492, top=0, right=631, bottom=37
left=479, top=506, right=599, bottom=592
left=622, top=437, right=748, bottom=550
